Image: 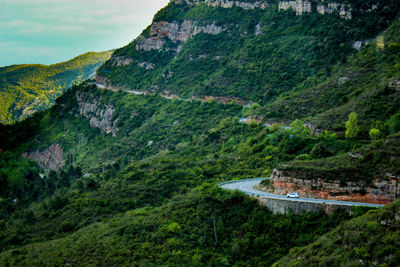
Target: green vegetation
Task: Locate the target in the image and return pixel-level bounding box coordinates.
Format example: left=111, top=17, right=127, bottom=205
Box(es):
left=0, top=51, right=112, bottom=124
left=0, top=76, right=393, bottom=264
left=345, top=112, right=360, bottom=139
left=0, top=83, right=334, bottom=250
left=275, top=198, right=400, bottom=266
left=0, top=0, right=400, bottom=265
left=0, top=185, right=353, bottom=266
left=369, top=128, right=380, bottom=141
left=278, top=133, right=400, bottom=185
left=100, top=0, right=400, bottom=128
left=268, top=17, right=400, bottom=130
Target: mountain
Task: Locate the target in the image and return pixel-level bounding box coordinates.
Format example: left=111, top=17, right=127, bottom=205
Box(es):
left=0, top=0, right=400, bottom=265
left=97, top=0, right=400, bottom=128
left=0, top=51, right=112, bottom=124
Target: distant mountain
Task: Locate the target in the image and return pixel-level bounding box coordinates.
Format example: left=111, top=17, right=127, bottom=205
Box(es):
left=0, top=51, right=112, bottom=124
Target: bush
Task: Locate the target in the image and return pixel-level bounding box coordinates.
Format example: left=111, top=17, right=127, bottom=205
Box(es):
left=387, top=112, right=400, bottom=134
left=369, top=128, right=380, bottom=141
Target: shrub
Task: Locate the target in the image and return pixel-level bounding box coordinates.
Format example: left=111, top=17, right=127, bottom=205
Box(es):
left=369, top=128, right=380, bottom=141
left=387, top=112, right=400, bottom=134
left=345, top=112, right=360, bottom=139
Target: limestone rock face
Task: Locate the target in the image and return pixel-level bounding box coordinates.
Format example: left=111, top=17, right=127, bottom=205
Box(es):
left=279, top=0, right=311, bottom=15
left=138, top=62, right=155, bottom=70
left=316, top=2, right=352, bottom=19
left=136, top=20, right=225, bottom=51
left=268, top=169, right=400, bottom=204
left=23, top=143, right=64, bottom=171
left=76, top=91, right=119, bottom=136
left=111, top=56, right=133, bottom=67
left=278, top=0, right=352, bottom=19
left=204, top=0, right=268, bottom=9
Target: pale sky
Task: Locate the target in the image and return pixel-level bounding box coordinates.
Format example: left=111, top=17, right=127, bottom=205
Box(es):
left=0, top=0, right=170, bottom=66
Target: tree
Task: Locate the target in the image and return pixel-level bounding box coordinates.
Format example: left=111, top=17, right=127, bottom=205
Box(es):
left=387, top=112, right=400, bottom=134
left=290, top=119, right=309, bottom=136
left=345, top=112, right=360, bottom=139
left=369, top=128, right=380, bottom=141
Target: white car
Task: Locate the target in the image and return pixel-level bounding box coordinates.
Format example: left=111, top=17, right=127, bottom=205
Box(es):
left=286, top=193, right=299, bottom=198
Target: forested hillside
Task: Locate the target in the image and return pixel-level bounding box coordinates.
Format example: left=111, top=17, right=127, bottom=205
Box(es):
left=0, top=82, right=370, bottom=265
left=0, top=51, right=112, bottom=124
left=275, top=198, right=400, bottom=266
left=1, top=0, right=400, bottom=265
left=98, top=0, right=400, bottom=129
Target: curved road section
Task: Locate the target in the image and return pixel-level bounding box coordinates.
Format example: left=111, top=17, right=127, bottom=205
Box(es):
left=219, top=178, right=384, bottom=208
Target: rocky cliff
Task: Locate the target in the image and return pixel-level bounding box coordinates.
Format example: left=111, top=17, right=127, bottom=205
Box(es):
left=174, top=0, right=352, bottom=18
left=119, top=0, right=358, bottom=56
left=97, top=0, right=399, bottom=121
left=23, top=143, right=64, bottom=171
left=174, top=0, right=269, bottom=10
left=265, top=169, right=400, bottom=205
left=136, top=20, right=225, bottom=52
left=75, top=90, right=119, bottom=136
left=279, top=0, right=352, bottom=19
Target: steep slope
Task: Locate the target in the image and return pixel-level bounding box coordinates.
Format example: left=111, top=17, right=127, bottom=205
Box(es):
left=264, top=133, right=400, bottom=204
left=0, top=51, right=112, bottom=124
left=256, top=18, right=400, bottom=208
left=0, top=82, right=363, bottom=256
left=98, top=0, right=399, bottom=109
left=266, top=17, right=400, bottom=130
left=275, top=198, right=400, bottom=266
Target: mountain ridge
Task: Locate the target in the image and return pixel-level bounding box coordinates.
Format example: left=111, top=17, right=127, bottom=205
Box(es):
left=0, top=51, right=112, bottom=124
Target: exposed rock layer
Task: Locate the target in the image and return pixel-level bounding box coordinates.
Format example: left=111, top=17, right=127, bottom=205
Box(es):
left=266, top=169, right=400, bottom=205
left=174, top=0, right=268, bottom=10
left=279, top=0, right=352, bottom=19
left=76, top=91, right=119, bottom=136
left=23, top=143, right=64, bottom=171
left=136, top=20, right=224, bottom=51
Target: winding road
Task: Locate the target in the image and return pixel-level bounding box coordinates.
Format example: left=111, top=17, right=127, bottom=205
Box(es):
left=219, top=178, right=384, bottom=208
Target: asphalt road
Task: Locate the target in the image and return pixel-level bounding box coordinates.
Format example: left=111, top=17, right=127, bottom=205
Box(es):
left=219, top=178, right=385, bottom=208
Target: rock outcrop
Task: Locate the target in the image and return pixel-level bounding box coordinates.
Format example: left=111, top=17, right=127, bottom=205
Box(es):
left=76, top=91, right=119, bottom=136
left=23, top=143, right=64, bottom=171
left=136, top=20, right=225, bottom=51
left=111, top=56, right=133, bottom=67
left=278, top=0, right=352, bottom=19
left=266, top=169, right=400, bottom=204
left=316, top=2, right=352, bottom=20
left=174, top=0, right=269, bottom=10
left=137, top=62, right=155, bottom=70
left=279, top=0, right=311, bottom=15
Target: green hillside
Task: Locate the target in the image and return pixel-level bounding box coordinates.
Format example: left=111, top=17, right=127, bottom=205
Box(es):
left=0, top=184, right=351, bottom=266
left=275, top=198, right=400, bottom=266
left=267, top=18, right=400, bottom=130
left=99, top=0, right=400, bottom=129
left=0, top=51, right=112, bottom=124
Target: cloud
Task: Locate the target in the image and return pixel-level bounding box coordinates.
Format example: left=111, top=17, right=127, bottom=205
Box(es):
left=0, top=0, right=169, bottom=66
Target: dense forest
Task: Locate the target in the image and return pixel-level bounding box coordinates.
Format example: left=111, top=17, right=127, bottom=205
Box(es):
left=1, top=0, right=400, bottom=265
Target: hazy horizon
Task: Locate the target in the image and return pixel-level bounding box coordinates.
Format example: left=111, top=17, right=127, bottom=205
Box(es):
left=0, top=0, right=169, bottom=67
